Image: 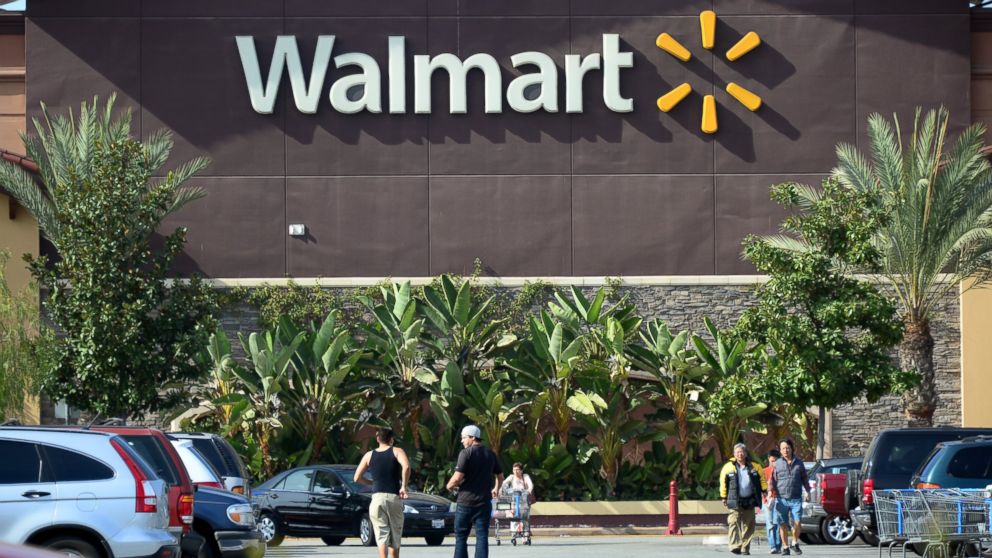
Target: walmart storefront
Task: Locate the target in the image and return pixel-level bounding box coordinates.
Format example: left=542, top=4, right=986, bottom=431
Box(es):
left=7, top=0, right=990, bottom=450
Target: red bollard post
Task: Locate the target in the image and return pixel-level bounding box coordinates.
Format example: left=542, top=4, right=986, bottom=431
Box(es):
left=667, top=480, right=684, bottom=535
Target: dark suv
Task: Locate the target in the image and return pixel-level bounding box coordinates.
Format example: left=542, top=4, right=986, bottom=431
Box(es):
left=911, top=437, right=992, bottom=489
left=850, top=427, right=992, bottom=545
left=169, top=433, right=251, bottom=497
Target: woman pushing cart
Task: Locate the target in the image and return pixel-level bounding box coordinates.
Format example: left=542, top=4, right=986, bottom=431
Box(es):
left=494, top=463, right=534, bottom=546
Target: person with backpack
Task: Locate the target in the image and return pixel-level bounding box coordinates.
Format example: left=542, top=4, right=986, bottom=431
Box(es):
left=354, top=428, right=411, bottom=558
left=719, top=442, right=768, bottom=555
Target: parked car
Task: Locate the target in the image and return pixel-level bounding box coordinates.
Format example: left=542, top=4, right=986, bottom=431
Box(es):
left=169, top=440, right=264, bottom=558
left=253, top=465, right=455, bottom=547
left=800, top=457, right=862, bottom=545
left=849, top=427, right=992, bottom=546
left=0, top=426, right=178, bottom=558
left=169, top=433, right=251, bottom=497
left=911, top=436, right=992, bottom=489
left=88, top=425, right=201, bottom=557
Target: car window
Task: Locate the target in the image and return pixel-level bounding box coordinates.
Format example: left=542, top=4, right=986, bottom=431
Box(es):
left=947, top=446, right=992, bottom=480
left=280, top=469, right=313, bottom=492
left=121, top=435, right=180, bottom=485
left=189, top=438, right=228, bottom=476
left=875, top=435, right=952, bottom=476
left=0, top=440, right=43, bottom=484
left=823, top=463, right=860, bottom=474
left=42, top=445, right=114, bottom=482
left=313, top=470, right=342, bottom=493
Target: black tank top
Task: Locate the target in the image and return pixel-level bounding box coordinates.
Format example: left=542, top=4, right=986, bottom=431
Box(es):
left=368, top=447, right=401, bottom=494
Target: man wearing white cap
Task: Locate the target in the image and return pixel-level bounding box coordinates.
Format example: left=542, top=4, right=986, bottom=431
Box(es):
left=446, top=425, right=504, bottom=558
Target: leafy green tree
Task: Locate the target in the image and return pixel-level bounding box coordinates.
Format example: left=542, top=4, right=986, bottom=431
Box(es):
left=734, top=178, right=908, bottom=456
left=830, top=108, right=992, bottom=424
left=20, top=98, right=216, bottom=419
left=0, top=251, right=54, bottom=420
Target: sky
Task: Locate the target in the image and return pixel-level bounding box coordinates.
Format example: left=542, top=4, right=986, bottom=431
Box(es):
left=0, top=1, right=25, bottom=11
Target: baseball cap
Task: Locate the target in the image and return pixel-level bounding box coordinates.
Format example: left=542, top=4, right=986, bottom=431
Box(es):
left=461, top=425, right=482, bottom=439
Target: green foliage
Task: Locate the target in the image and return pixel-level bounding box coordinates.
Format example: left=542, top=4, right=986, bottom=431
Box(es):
left=732, top=177, right=908, bottom=427
left=28, top=116, right=216, bottom=418
left=0, top=251, right=55, bottom=419
left=235, top=281, right=341, bottom=329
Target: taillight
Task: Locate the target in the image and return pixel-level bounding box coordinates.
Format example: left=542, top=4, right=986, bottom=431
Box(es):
left=232, top=485, right=245, bottom=495
left=196, top=481, right=224, bottom=490
left=820, top=476, right=828, bottom=505
left=111, top=439, right=158, bottom=514
left=179, top=494, right=194, bottom=525
left=917, top=482, right=941, bottom=489
left=863, top=478, right=875, bottom=505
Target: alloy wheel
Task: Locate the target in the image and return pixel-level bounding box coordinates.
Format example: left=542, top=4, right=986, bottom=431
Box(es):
left=258, top=515, right=277, bottom=542
left=822, top=515, right=857, bottom=544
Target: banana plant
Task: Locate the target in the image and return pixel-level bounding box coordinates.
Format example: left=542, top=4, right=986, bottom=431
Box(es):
left=504, top=311, right=591, bottom=445
left=548, top=287, right=642, bottom=378
left=202, top=326, right=239, bottom=424
left=627, top=319, right=708, bottom=483
left=461, top=378, right=526, bottom=456
left=693, top=317, right=767, bottom=461
left=278, top=313, right=372, bottom=464
left=572, top=381, right=646, bottom=497
left=216, top=327, right=303, bottom=478
left=358, top=281, right=436, bottom=443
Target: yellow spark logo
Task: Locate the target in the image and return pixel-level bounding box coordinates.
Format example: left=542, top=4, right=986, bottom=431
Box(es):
left=655, top=10, right=763, bottom=134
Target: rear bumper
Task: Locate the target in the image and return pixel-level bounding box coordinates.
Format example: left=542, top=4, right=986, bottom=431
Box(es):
left=402, top=514, right=455, bottom=536
left=214, top=530, right=265, bottom=558
left=851, top=506, right=876, bottom=535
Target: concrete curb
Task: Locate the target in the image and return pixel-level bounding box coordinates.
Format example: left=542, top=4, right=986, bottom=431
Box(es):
left=529, top=526, right=726, bottom=537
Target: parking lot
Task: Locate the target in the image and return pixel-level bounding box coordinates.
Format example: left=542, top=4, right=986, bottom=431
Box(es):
left=268, top=536, right=874, bottom=558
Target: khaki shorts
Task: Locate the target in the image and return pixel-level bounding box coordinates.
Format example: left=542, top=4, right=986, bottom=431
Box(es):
left=370, top=492, right=405, bottom=549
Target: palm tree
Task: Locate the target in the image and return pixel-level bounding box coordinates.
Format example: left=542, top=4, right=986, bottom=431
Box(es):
left=0, top=94, right=207, bottom=248
left=776, top=108, right=992, bottom=425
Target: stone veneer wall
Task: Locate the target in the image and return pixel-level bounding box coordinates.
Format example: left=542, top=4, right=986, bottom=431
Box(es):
left=210, top=282, right=962, bottom=457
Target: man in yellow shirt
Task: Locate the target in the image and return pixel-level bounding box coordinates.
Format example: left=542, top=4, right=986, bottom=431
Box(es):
left=719, top=443, right=768, bottom=555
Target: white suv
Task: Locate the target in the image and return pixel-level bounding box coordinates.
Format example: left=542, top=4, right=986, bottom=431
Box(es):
left=0, top=427, right=179, bottom=558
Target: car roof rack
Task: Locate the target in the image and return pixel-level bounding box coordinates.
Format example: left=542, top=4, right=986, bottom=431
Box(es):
left=959, top=435, right=992, bottom=443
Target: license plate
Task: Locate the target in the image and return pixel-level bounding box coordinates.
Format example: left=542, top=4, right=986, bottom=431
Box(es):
left=432, top=519, right=444, bottom=529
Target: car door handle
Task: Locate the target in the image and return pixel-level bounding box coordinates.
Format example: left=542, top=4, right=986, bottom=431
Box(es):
left=270, top=493, right=279, bottom=499
left=21, top=490, right=51, bottom=498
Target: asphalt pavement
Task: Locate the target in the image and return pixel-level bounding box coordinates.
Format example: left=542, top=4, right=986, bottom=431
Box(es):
left=267, top=536, right=874, bottom=557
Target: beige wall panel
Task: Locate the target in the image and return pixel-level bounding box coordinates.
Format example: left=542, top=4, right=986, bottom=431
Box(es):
left=0, top=194, right=39, bottom=294
left=961, top=281, right=992, bottom=427
left=0, top=82, right=25, bottom=116
left=0, top=115, right=25, bottom=152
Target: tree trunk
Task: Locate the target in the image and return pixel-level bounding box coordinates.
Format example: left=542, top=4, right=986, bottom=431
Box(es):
left=900, top=317, right=937, bottom=426
left=816, top=406, right=826, bottom=460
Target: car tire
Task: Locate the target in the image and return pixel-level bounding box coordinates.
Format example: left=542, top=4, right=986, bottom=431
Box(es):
left=42, top=536, right=102, bottom=558
left=196, top=531, right=218, bottom=558
left=258, top=513, right=285, bottom=547
left=820, top=515, right=857, bottom=545
left=359, top=515, right=377, bottom=547
left=425, top=535, right=445, bottom=546
left=322, top=537, right=345, bottom=546
left=860, top=531, right=881, bottom=547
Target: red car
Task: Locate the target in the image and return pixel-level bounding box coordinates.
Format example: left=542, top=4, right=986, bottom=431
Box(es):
left=87, top=426, right=201, bottom=557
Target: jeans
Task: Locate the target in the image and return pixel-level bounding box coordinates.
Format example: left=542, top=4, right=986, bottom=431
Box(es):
left=765, top=502, right=781, bottom=551
left=454, top=501, right=492, bottom=558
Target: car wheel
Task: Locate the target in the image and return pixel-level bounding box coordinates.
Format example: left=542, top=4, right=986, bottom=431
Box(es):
left=322, top=537, right=345, bottom=546
left=820, top=515, right=857, bottom=545
left=42, top=536, right=102, bottom=558
left=425, top=535, right=445, bottom=546
left=196, top=532, right=218, bottom=558
left=257, top=513, right=285, bottom=547
left=359, top=515, right=377, bottom=547
left=860, top=531, right=881, bottom=547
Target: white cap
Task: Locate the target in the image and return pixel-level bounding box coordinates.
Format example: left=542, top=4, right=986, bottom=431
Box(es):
left=461, top=425, right=482, bottom=439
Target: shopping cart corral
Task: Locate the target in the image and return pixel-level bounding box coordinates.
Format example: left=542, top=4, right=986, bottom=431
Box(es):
left=492, top=489, right=532, bottom=546
left=874, top=489, right=992, bottom=558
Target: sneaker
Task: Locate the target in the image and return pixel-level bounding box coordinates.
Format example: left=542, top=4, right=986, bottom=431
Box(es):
left=791, top=545, right=802, bottom=555
left=782, top=548, right=791, bottom=556
left=731, top=549, right=742, bottom=555
left=743, top=550, right=751, bottom=555
left=770, top=550, right=781, bottom=555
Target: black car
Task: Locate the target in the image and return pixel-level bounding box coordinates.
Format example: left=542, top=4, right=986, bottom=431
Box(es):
left=850, top=427, right=992, bottom=545
left=253, top=465, right=455, bottom=547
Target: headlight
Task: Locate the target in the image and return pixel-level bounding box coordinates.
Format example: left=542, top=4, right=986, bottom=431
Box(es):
left=449, top=503, right=457, bottom=513
left=403, top=505, right=419, bottom=514
left=227, top=503, right=255, bottom=527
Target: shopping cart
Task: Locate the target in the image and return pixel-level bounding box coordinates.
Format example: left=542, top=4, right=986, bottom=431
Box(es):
left=492, top=489, right=532, bottom=546
left=874, top=489, right=992, bottom=558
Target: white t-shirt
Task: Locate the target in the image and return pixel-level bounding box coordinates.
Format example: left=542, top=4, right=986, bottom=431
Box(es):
left=501, top=474, right=533, bottom=493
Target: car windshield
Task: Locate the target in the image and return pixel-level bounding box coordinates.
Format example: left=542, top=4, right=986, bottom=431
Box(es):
left=172, top=441, right=222, bottom=484
left=121, top=435, right=180, bottom=485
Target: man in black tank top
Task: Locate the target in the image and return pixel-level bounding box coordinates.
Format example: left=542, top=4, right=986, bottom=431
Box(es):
left=355, top=428, right=411, bottom=558
left=446, top=425, right=504, bottom=558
